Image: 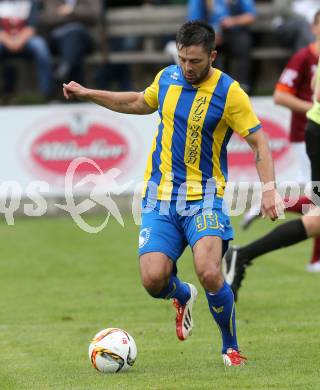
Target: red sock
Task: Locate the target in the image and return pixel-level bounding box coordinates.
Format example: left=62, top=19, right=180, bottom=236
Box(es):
left=284, top=196, right=312, bottom=214
left=284, top=196, right=318, bottom=264
left=311, top=237, right=320, bottom=263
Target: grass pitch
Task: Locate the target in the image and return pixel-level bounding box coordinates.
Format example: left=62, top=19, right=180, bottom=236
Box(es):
left=0, top=213, right=319, bottom=389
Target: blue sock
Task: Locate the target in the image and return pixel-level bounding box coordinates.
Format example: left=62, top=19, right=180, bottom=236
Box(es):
left=206, top=281, right=238, bottom=354
left=152, top=275, right=191, bottom=305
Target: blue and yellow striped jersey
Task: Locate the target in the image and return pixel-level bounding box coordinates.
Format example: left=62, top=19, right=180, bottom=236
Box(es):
left=143, top=65, right=261, bottom=202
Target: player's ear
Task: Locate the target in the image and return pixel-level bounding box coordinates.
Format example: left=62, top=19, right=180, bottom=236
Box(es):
left=210, top=50, right=217, bottom=64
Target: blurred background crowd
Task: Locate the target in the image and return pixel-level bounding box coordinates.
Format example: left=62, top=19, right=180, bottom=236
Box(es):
left=0, top=0, right=318, bottom=104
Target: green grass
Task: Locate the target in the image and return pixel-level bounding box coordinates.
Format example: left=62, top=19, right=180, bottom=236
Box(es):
left=0, top=214, right=319, bottom=389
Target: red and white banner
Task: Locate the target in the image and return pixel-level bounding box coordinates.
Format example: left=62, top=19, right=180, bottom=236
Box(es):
left=228, top=97, right=293, bottom=182
left=0, top=98, right=297, bottom=198
left=1, top=103, right=155, bottom=197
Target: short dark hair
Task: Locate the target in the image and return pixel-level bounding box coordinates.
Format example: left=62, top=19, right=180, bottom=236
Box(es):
left=176, top=20, right=216, bottom=54
left=314, top=9, right=320, bottom=25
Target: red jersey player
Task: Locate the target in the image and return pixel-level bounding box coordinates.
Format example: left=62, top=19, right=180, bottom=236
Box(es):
left=243, top=10, right=320, bottom=272
left=274, top=41, right=317, bottom=182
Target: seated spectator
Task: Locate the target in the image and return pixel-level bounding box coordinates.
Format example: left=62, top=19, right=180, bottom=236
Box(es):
left=187, top=0, right=256, bottom=92
left=95, top=0, right=145, bottom=91
left=40, top=0, right=102, bottom=84
left=273, top=0, right=318, bottom=51
left=98, top=0, right=185, bottom=90
left=0, top=0, right=53, bottom=100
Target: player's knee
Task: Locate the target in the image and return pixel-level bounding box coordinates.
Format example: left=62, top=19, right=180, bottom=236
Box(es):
left=303, top=214, right=320, bottom=236
left=141, top=271, right=168, bottom=297
left=197, top=267, right=223, bottom=292
left=140, top=253, right=172, bottom=296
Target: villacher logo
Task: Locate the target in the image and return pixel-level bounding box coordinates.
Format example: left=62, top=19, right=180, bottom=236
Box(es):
left=227, top=116, right=290, bottom=181
left=20, top=109, right=140, bottom=183
left=31, top=113, right=128, bottom=175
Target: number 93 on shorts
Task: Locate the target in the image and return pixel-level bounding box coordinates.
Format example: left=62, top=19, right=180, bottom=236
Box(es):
left=138, top=200, right=234, bottom=261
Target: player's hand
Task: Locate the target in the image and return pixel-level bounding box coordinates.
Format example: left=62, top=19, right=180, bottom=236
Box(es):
left=261, top=188, right=284, bottom=221
left=63, top=81, right=88, bottom=100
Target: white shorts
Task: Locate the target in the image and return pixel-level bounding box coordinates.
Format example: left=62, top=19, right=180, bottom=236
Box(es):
left=292, top=142, right=311, bottom=184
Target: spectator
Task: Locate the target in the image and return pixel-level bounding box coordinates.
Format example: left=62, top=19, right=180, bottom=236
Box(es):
left=95, top=0, right=144, bottom=91
left=0, top=0, right=53, bottom=100
left=187, top=0, right=256, bottom=92
left=273, top=0, right=318, bottom=52
left=40, top=0, right=102, bottom=85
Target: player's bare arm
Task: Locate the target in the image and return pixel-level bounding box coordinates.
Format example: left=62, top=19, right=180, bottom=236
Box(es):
left=63, top=81, right=155, bottom=115
left=273, top=90, right=313, bottom=114
left=245, top=129, right=284, bottom=221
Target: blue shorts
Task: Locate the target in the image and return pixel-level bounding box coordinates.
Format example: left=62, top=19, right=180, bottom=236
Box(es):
left=138, top=199, right=233, bottom=261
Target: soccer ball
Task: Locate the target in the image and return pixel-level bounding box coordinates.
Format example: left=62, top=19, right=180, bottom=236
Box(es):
left=88, top=328, right=137, bottom=373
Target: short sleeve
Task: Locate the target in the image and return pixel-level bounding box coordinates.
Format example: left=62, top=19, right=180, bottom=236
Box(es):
left=187, top=0, right=206, bottom=21
left=143, top=69, right=164, bottom=110
left=224, top=82, right=261, bottom=137
left=275, top=49, right=306, bottom=95
left=240, top=0, right=256, bottom=15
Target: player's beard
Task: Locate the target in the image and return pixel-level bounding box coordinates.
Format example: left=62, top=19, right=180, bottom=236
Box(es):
left=184, top=60, right=212, bottom=85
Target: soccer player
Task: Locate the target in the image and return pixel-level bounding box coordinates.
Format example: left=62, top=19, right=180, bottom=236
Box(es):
left=241, top=9, right=320, bottom=272
left=223, top=208, right=320, bottom=301
left=224, top=55, right=320, bottom=301
left=305, top=59, right=320, bottom=207
left=63, top=21, right=282, bottom=366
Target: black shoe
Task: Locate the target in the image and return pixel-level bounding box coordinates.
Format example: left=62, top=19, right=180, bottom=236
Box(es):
left=222, top=246, right=251, bottom=301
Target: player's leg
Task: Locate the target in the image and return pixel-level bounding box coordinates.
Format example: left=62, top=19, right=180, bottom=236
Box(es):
left=241, top=199, right=320, bottom=272
left=224, top=208, right=320, bottom=299
left=302, top=209, right=320, bottom=237
left=305, top=119, right=320, bottom=270
left=183, top=208, right=245, bottom=366
left=291, top=141, right=311, bottom=186
left=285, top=141, right=320, bottom=271
left=223, top=218, right=310, bottom=300
left=139, top=251, right=197, bottom=341
left=306, top=237, right=320, bottom=272
left=255, top=192, right=320, bottom=272
left=192, top=236, right=245, bottom=366
left=305, top=119, right=320, bottom=204
left=139, top=203, right=197, bottom=340
left=192, top=236, right=234, bottom=340
left=279, top=141, right=320, bottom=271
